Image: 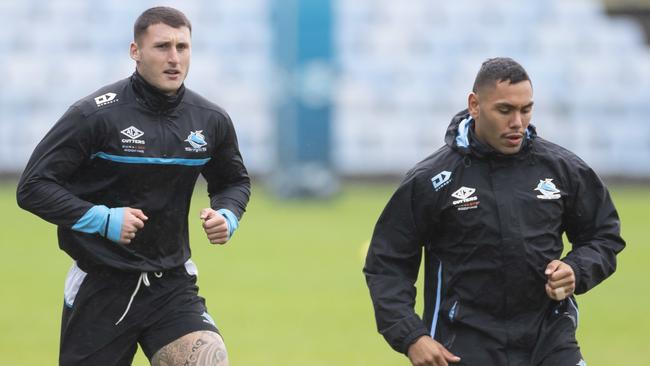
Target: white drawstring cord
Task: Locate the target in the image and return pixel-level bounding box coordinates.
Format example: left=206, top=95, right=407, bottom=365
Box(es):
left=115, top=271, right=163, bottom=325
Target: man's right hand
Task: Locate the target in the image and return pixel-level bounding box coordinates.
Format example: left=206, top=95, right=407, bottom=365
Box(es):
left=407, top=336, right=460, bottom=366
left=119, top=208, right=148, bottom=244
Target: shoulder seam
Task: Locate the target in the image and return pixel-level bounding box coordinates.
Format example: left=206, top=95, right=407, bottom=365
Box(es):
left=75, top=100, right=138, bottom=119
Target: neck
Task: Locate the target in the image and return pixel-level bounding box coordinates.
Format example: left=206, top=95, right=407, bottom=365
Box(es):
left=131, top=71, right=185, bottom=112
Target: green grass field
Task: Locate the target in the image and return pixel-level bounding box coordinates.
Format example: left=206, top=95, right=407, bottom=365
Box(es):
left=0, top=181, right=648, bottom=365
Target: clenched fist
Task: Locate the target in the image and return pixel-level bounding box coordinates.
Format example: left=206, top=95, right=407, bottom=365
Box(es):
left=544, top=260, right=576, bottom=301
left=119, top=208, right=148, bottom=244
left=200, top=208, right=230, bottom=245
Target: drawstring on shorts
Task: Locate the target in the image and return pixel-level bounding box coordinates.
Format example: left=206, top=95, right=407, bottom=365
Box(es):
left=115, top=271, right=163, bottom=325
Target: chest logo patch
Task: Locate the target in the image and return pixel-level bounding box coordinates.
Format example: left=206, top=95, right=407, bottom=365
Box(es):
left=185, top=130, right=208, bottom=152
left=121, top=126, right=144, bottom=140
left=534, top=178, right=561, bottom=200
left=120, top=126, right=145, bottom=153
left=451, top=186, right=480, bottom=211
left=431, top=170, right=452, bottom=191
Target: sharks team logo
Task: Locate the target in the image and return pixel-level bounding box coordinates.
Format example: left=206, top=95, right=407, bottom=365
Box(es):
left=534, top=178, right=561, bottom=200
left=185, top=130, right=208, bottom=152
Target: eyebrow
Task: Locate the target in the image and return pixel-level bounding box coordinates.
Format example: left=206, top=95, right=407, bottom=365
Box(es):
left=495, top=101, right=534, bottom=109
left=153, top=40, right=189, bottom=47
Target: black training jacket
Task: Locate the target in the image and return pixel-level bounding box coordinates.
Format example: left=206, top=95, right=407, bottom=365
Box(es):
left=364, top=110, right=625, bottom=354
left=17, top=72, right=250, bottom=272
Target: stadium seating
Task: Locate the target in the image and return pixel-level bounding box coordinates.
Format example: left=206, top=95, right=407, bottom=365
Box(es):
left=334, top=0, right=650, bottom=176
left=0, top=0, right=649, bottom=177
left=0, top=0, right=274, bottom=174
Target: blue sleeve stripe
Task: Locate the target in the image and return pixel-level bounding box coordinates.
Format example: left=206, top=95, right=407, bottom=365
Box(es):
left=91, top=152, right=211, bottom=166
left=217, top=208, right=239, bottom=238
left=72, top=205, right=109, bottom=234
left=71, top=205, right=124, bottom=243
left=106, top=207, right=124, bottom=243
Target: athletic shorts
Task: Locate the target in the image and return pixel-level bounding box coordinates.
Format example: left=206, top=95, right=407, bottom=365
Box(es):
left=435, top=298, right=585, bottom=366
left=59, top=260, right=220, bottom=366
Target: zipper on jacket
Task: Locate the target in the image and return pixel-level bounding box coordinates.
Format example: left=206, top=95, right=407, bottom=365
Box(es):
left=159, top=114, right=168, bottom=158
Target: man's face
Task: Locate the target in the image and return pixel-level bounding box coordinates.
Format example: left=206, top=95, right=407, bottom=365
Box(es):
left=130, top=23, right=191, bottom=95
left=468, top=80, right=533, bottom=155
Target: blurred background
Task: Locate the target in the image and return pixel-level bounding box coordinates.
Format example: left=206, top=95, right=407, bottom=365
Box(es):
left=1, top=0, right=649, bottom=365
left=1, top=0, right=650, bottom=184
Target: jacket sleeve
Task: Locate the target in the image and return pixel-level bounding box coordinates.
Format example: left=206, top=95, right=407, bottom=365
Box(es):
left=561, top=160, right=625, bottom=294
left=363, top=171, right=433, bottom=354
left=201, top=112, right=251, bottom=221
left=17, top=106, right=96, bottom=227
left=17, top=106, right=138, bottom=243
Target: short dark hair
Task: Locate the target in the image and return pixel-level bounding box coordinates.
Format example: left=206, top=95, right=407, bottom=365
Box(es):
left=134, top=6, right=192, bottom=42
left=472, top=57, right=531, bottom=93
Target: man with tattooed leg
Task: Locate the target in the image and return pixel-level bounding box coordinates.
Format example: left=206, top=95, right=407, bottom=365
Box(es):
left=17, top=6, right=250, bottom=366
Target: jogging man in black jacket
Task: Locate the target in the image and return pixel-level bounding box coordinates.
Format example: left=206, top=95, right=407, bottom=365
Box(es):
left=364, top=57, right=625, bottom=366
left=17, top=7, right=249, bottom=366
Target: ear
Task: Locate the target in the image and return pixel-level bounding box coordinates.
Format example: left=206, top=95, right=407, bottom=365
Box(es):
left=468, top=92, right=479, bottom=119
left=129, top=42, right=140, bottom=62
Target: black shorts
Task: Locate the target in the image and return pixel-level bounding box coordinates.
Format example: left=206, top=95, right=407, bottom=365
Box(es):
left=435, top=299, right=584, bottom=366
left=60, top=261, right=220, bottom=366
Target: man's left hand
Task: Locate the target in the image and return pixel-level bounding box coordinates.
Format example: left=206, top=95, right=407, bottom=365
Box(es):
left=544, top=260, right=575, bottom=301
left=200, top=208, right=229, bottom=245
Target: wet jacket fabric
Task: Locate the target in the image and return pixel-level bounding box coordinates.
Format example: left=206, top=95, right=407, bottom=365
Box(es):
left=17, top=72, right=250, bottom=272
left=364, top=110, right=625, bottom=361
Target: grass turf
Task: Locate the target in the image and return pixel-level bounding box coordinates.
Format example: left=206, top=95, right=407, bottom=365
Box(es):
left=0, top=181, right=647, bottom=365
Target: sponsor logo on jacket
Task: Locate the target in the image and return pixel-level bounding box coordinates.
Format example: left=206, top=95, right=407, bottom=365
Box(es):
left=121, top=126, right=144, bottom=140
left=534, top=178, right=561, bottom=200
left=451, top=186, right=480, bottom=210
left=120, top=126, right=146, bottom=153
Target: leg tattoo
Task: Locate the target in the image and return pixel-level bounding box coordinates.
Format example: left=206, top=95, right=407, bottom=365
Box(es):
left=151, top=331, right=229, bottom=366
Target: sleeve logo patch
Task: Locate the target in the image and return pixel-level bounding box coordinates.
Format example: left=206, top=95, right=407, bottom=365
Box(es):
left=431, top=170, right=452, bottom=191
left=94, top=92, right=118, bottom=107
